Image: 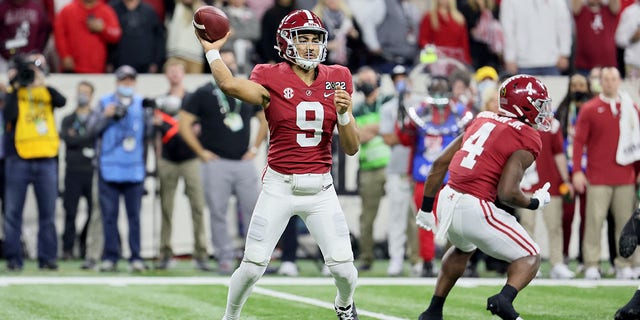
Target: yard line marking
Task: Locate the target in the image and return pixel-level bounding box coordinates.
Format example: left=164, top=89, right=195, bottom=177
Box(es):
left=252, top=286, right=408, bottom=320
left=0, top=277, right=637, bottom=288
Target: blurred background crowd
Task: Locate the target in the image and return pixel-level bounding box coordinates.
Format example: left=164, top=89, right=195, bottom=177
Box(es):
left=1, top=0, right=640, bottom=279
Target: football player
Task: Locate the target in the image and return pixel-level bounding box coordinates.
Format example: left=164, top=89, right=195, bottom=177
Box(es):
left=615, top=208, right=640, bottom=320
left=415, top=75, right=554, bottom=320
left=194, top=9, right=360, bottom=320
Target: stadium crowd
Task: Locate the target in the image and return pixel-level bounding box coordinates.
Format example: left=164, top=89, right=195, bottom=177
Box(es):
left=0, top=0, right=640, bottom=284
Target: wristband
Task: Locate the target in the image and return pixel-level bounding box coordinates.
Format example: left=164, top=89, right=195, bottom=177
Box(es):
left=337, top=112, right=351, bottom=126
left=526, top=198, right=540, bottom=210
left=421, top=196, right=435, bottom=212
left=206, top=49, right=221, bottom=64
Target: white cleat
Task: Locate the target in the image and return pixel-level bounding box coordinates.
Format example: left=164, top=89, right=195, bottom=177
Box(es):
left=550, top=263, right=575, bottom=279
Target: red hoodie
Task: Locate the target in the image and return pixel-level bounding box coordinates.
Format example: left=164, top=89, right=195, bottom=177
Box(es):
left=54, top=0, right=121, bottom=73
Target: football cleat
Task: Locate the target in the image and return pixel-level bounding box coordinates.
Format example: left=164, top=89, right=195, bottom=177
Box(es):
left=619, top=208, right=640, bottom=258
left=487, top=294, right=520, bottom=320
left=418, top=309, right=443, bottom=320
left=335, top=303, right=359, bottom=320
left=615, top=304, right=640, bottom=320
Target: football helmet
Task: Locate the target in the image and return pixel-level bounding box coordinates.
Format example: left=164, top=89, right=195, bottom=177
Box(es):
left=275, top=9, right=327, bottom=70
left=498, top=74, right=553, bottom=131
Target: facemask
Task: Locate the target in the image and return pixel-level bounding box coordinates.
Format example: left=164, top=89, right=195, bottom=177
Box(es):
left=357, top=82, right=376, bottom=96
left=571, top=91, right=590, bottom=102
left=77, top=93, right=91, bottom=106
left=77, top=113, right=88, bottom=122
left=117, top=85, right=134, bottom=97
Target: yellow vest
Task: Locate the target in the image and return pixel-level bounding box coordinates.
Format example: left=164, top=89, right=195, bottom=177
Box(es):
left=14, top=86, right=59, bottom=159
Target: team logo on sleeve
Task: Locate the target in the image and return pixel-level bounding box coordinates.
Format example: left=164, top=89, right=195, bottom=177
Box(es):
left=283, top=87, right=294, bottom=99
left=325, top=81, right=346, bottom=90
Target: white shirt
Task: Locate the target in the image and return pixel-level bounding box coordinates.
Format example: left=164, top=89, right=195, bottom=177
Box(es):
left=615, top=3, right=640, bottom=67
left=500, top=0, right=572, bottom=68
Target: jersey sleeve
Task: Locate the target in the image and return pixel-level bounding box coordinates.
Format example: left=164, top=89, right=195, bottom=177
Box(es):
left=249, top=64, right=269, bottom=87
left=518, top=126, right=542, bottom=159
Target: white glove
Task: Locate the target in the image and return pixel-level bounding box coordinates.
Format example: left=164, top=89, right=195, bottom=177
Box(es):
left=416, top=209, right=436, bottom=231
left=531, top=182, right=551, bottom=210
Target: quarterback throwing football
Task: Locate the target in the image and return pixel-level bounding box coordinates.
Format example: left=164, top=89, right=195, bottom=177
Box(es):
left=194, top=9, right=360, bottom=320
left=416, top=75, right=554, bottom=320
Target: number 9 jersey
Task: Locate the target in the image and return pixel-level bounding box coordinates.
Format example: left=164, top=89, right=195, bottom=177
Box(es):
left=447, top=111, right=542, bottom=202
left=250, top=62, right=353, bottom=175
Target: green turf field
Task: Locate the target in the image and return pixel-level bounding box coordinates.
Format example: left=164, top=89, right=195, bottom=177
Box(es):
left=0, top=260, right=635, bottom=319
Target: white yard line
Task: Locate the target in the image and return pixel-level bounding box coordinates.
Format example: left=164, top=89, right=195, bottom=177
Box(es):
left=252, top=286, right=408, bottom=320
left=0, top=277, right=637, bottom=287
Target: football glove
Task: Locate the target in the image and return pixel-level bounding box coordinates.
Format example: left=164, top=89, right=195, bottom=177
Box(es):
left=531, top=182, right=551, bottom=210
left=416, top=209, right=436, bottom=231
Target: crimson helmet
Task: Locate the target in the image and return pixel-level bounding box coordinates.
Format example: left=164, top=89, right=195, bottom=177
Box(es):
left=275, top=9, right=327, bottom=70
left=498, top=75, right=553, bottom=131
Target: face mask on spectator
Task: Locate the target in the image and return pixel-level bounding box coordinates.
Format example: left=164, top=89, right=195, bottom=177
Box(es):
left=357, top=82, right=376, bottom=96
left=77, top=93, right=91, bottom=106
left=571, top=91, right=590, bottom=103
left=117, top=85, right=134, bottom=97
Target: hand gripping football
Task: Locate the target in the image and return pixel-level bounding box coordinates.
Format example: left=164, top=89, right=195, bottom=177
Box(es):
left=192, top=6, right=230, bottom=43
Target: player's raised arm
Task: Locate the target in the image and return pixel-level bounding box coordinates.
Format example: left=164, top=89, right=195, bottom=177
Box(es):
left=194, top=30, right=270, bottom=108
left=334, top=86, right=359, bottom=155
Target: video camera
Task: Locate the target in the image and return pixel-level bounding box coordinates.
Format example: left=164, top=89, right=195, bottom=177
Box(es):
left=9, top=55, right=37, bottom=87
left=112, top=96, right=158, bottom=121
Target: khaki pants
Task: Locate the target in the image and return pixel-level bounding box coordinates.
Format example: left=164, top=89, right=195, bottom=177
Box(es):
left=583, top=184, right=635, bottom=268
left=158, top=158, right=208, bottom=261
left=517, top=195, right=564, bottom=265
left=358, top=167, right=386, bottom=265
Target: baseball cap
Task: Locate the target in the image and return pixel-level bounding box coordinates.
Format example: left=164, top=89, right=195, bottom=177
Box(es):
left=474, top=66, right=498, bottom=82
left=115, top=65, right=137, bottom=80
left=391, top=65, right=408, bottom=77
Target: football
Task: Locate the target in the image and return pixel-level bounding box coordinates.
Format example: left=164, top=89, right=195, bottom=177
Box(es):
left=192, top=6, right=230, bottom=43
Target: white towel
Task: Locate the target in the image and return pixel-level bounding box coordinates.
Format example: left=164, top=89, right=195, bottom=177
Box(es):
left=616, top=91, right=640, bottom=166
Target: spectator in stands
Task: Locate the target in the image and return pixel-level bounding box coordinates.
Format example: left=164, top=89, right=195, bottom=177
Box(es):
left=352, top=66, right=393, bottom=271
left=473, top=65, right=499, bottom=112
left=60, top=80, right=100, bottom=260
left=94, top=65, right=150, bottom=272
left=572, top=67, right=640, bottom=280
left=357, top=0, right=418, bottom=73
left=54, top=0, right=122, bottom=73
left=418, top=0, right=471, bottom=65
left=257, top=0, right=295, bottom=64
left=109, top=0, right=165, bottom=73
left=500, top=0, right=572, bottom=75
left=515, top=117, right=576, bottom=279
left=153, top=59, right=210, bottom=271
left=615, top=0, right=640, bottom=79
left=166, top=0, right=205, bottom=73
left=246, top=0, right=274, bottom=21
left=572, top=0, right=621, bottom=76
left=458, top=0, right=502, bottom=70
left=3, top=53, right=64, bottom=271
left=448, top=69, right=474, bottom=112
left=554, top=73, right=593, bottom=265
left=379, top=65, right=421, bottom=276
left=221, top=0, right=261, bottom=74
left=312, top=0, right=358, bottom=66
left=178, top=53, right=268, bottom=274
left=0, top=0, right=51, bottom=73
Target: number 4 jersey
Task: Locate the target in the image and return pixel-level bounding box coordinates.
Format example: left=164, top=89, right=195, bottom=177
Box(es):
left=250, top=62, right=353, bottom=175
left=448, top=111, right=542, bottom=202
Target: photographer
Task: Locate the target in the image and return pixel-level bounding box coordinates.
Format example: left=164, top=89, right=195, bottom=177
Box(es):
left=3, top=53, right=66, bottom=271
left=93, top=65, right=151, bottom=272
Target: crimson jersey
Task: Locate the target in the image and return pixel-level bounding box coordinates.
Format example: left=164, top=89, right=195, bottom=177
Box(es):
left=250, top=62, right=353, bottom=174
left=448, top=111, right=542, bottom=202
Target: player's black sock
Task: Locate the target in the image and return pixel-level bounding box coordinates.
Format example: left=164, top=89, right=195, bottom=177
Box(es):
left=500, top=284, right=518, bottom=303
left=426, top=295, right=446, bottom=314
